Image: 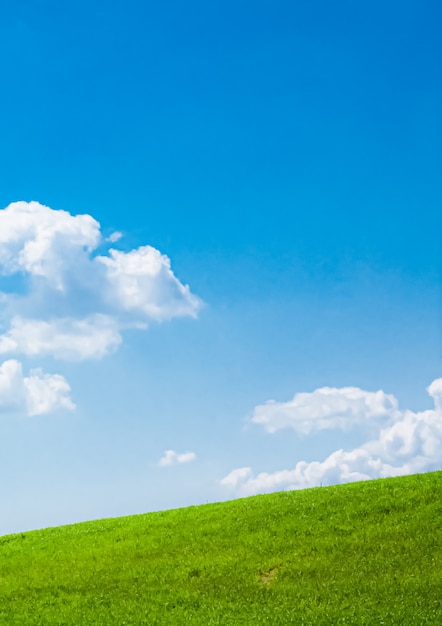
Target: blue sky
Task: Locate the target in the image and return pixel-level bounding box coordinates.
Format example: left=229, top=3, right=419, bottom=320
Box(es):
left=0, top=0, right=441, bottom=534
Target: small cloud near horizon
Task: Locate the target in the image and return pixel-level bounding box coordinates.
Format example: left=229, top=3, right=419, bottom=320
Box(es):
left=158, top=450, right=197, bottom=467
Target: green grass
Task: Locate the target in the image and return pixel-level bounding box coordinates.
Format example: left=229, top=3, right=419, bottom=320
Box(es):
left=1, top=472, right=441, bottom=625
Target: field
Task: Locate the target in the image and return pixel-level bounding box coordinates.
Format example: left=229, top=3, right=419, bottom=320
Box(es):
left=1, top=471, right=441, bottom=625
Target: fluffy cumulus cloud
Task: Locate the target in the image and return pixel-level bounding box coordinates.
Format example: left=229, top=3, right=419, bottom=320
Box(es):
left=221, top=379, right=442, bottom=496
left=158, top=450, right=197, bottom=467
left=97, top=246, right=200, bottom=321
left=252, top=386, right=399, bottom=434
left=0, top=359, right=74, bottom=416
left=0, top=201, right=202, bottom=361
left=0, top=201, right=100, bottom=290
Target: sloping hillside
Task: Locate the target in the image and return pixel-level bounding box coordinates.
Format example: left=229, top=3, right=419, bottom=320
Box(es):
left=1, top=472, right=441, bottom=625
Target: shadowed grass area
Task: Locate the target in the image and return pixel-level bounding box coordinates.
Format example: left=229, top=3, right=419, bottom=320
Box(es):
left=1, top=472, right=441, bottom=624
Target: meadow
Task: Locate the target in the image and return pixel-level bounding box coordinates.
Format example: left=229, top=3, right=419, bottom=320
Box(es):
left=0, top=471, right=441, bottom=625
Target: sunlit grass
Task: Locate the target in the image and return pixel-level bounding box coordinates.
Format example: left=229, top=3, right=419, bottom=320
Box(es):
left=1, top=471, right=441, bottom=624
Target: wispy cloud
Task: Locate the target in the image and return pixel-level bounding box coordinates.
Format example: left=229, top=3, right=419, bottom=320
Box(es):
left=158, top=450, right=197, bottom=467
left=106, top=231, right=122, bottom=243
left=0, top=315, right=121, bottom=361
left=222, top=378, right=442, bottom=495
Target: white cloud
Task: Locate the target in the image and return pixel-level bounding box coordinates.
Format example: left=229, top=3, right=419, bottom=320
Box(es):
left=428, top=378, right=442, bottom=409
left=97, top=246, right=201, bottom=321
left=0, top=315, right=121, bottom=361
left=252, top=386, right=399, bottom=435
left=158, top=450, right=197, bottom=467
left=107, top=231, right=122, bottom=243
left=222, top=378, right=442, bottom=496
left=0, top=201, right=100, bottom=290
left=0, top=359, right=75, bottom=416
left=220, top=467, right=254, bottom=488
left=0, top=201, right=202, bottom=360
left=220, top=450, right=405, bottom=497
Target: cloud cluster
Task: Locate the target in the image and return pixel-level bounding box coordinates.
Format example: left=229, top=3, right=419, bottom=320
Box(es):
left=158, top=450, right=197, bottom=467
left=0, top=359, right=74, bottom=416
left=0, top=201, right=202, bottom=361
left=221, top=379, right=442, bottom=496
left=0, top=201, right=202, bottom=416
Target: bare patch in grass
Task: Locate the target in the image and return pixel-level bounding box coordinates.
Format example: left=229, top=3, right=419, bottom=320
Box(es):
left=260, top=565, right=279, bottom=586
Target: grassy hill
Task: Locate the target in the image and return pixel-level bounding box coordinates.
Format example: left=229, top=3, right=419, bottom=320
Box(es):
left=0, top=472, right=441, bottom=625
